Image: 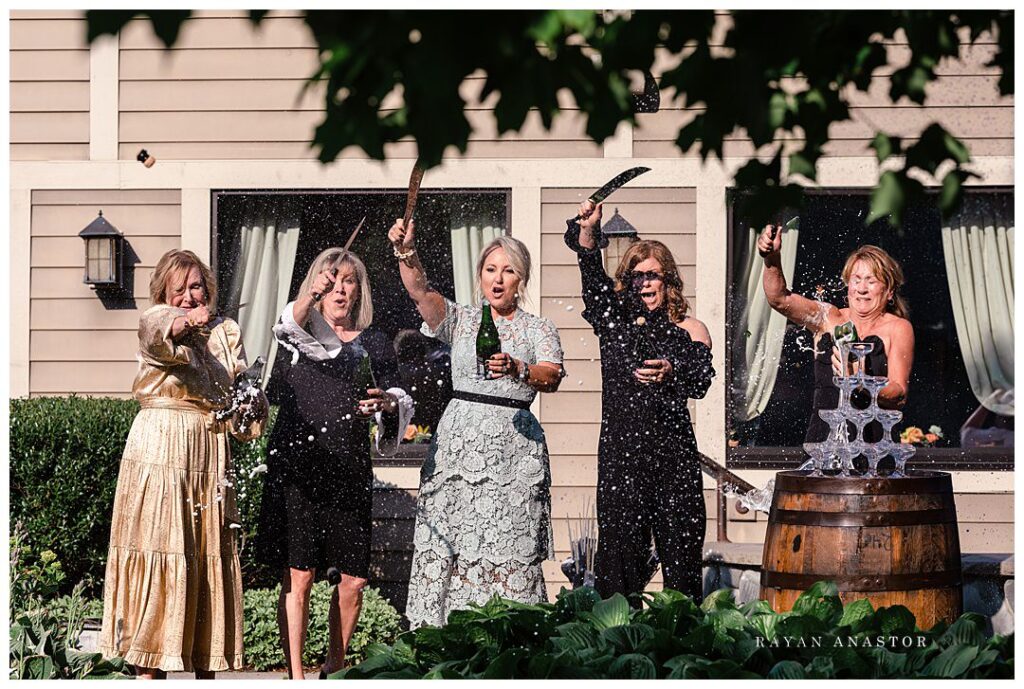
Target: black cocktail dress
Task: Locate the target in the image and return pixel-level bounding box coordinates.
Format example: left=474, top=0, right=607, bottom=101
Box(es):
left=256, top=303, right=412, bottom=578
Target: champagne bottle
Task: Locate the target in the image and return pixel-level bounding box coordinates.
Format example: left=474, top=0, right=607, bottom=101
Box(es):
left=355, top=351, right=376, bottom=393
left=633, top=320, right=657, bottom=371
left=476, top=299, right=502, bottom=378
left=214, top=355, right=265, bottom=421
left=833, top=320, right=859, bottom=344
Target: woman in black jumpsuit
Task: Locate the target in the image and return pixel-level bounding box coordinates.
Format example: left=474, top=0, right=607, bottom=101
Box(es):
left=567, top=201, right=715, bottom=603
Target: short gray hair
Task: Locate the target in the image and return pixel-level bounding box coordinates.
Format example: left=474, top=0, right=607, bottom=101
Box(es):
left=475, top=235, right=532, bottom=304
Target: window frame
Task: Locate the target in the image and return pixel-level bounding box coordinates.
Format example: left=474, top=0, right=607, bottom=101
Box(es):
left=724, top=186, right=1015, bottom=471
left=210, top=187, right=512, bottom=467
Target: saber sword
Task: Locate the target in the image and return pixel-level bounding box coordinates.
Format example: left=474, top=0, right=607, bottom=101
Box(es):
left=343, top=215, right=367, bottom=252
left=403, top=159, right=425, bottom=228
left=565, top=166, right=651, bottom=249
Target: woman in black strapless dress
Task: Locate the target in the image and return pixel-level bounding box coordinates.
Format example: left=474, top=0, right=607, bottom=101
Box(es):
left=756, top=226, right=915, bottom=443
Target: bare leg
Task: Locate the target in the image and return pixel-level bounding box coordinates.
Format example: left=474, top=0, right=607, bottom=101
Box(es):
left=278, top=567, right=316, bottom=680
left=324, top=574, right=367, bottom=674
left=134, top=666, right=167, bottom=679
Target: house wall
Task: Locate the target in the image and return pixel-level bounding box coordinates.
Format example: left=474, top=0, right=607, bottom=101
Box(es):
left=9, top=11, right=1015, bottom=607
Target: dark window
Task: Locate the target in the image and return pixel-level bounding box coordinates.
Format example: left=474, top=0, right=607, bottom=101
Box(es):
left=212, top=189, right=508, bottom=459
left=726, top=189, right=1013, bottom=470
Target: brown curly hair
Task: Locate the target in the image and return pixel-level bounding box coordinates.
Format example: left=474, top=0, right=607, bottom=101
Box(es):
left=613, top=240, right=690, bottom=323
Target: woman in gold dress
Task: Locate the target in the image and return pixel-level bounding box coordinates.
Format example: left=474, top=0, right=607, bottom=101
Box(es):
left=100, top=250, right=268, bottom=678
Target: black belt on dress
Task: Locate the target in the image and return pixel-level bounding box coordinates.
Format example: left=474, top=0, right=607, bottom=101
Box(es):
left=452, top=390, right=531, bottom=410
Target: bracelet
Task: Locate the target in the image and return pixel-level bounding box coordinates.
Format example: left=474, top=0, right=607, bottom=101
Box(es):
left=393, top=246, right=417, bottom=260
left=517, top=360, right=530, bottom=383
left=312, top=292, right=322, bottom=302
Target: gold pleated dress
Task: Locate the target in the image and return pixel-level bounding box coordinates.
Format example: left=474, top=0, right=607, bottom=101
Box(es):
left=100, top=306, right=264, bottom=672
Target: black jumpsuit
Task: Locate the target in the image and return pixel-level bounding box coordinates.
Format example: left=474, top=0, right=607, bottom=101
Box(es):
left=574, top=247, right=715, bottom=603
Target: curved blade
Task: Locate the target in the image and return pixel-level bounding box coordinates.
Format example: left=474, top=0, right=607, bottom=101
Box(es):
left=589, top=166, right=651, bottom=204
left=402, top=160, right=425, bottom=227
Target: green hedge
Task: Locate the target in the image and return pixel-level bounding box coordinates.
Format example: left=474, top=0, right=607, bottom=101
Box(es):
left=244, top=582, right=402, bottom=671
left=340, top=583, right=1014, bottom=679
left=10, top=396, right=278, bottom=595
left=10, top=397, right=139, bottom=595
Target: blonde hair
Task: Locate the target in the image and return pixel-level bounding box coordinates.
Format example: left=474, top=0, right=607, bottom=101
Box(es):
left=613, top=240, right=690, bottom=322
left=298, top=247, right=374, bottom=330
left=150, top=249, right=217, bottom=309
left=474, top=235, right=532, bottom=304
left=841, top=244, right=909, bottom=319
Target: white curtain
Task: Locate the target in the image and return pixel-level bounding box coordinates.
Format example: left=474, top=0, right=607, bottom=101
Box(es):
left=941, top=194, right=1014, bottom=415
left=732, top=220, right=800, bottom=422
left=226, top=203, right=302, bottom=383
left=450, top=218, right=504, bottom=306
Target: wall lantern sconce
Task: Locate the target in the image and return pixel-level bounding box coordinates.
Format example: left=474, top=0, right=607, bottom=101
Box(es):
left=78, top=210, right=125, bottom=288
left=601, top=207, right=639, bottom=272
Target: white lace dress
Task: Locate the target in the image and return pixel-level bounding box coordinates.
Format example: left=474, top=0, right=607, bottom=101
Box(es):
left=406, top=299, right=563, bottom=628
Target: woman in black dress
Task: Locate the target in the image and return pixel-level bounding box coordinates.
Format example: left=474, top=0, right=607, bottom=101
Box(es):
left=256, top=248, right=413, bottom=679
left=570, top=201, right=715, bottom=604
left=757, top=226, right=914, bottom=449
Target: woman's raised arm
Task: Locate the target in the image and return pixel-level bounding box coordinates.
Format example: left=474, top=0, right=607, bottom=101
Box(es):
left=758, top=223, right=840, bottom=333
left=388, top=218, right=447, bottom=331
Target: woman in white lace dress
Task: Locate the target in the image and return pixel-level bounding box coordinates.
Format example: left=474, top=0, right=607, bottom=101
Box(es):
left=388, top=218, right=564, bottom=628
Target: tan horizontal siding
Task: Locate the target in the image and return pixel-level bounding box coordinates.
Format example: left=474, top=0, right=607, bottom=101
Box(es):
left=31, top=267, right=154, bottom=301
left=633, top=137, right=1014, bottom=159
left=31, top=299, right=145, bottom=331
left=119, top=14, right=313, bottom=50
left=31, top=361, right=139, bottom=394
left=10, top=81, right=91, bottom=112
left=635, top=106, right=1011, bottom=144
left=31, top=235, right=180, bottom=268
left=29, top=189, right=181, bottom=396
left=10, top=14, right=89, bottom=160
left=32, top=204, right=181, bottom=237
left=116, top=139, right=602, bottom=161
left=641, top=38, right=1012, bottom=159
left=117, top=15, right=601, bottom=160
left=119, top=109, right=597, bottom=146
left=10, top=48, right=90, bottom=81
left=31, top=330, right=139, bottom=362
left=11, top=144, right=92, bottom=160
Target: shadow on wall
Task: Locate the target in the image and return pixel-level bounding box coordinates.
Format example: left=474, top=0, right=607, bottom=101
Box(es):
left=95, top=240, right=141, bottom=310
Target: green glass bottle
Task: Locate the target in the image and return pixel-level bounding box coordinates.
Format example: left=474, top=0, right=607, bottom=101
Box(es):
left=355, top=351, right=376, bottom=392
left=476, top=299, right=502, bottom=378
left=833, top=320, right=860, bottom=344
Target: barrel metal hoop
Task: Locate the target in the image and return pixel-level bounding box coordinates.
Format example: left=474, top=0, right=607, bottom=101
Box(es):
left=771, top=507, right=957, bottom=527
left=761, top=570, right=963, bottom=592
left=774, top=471, right=953, bottom=495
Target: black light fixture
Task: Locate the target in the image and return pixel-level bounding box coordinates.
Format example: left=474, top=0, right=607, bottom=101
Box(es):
left=601, top=207, right=639, bottom=272
left=78, top=210, right=124, bottom=288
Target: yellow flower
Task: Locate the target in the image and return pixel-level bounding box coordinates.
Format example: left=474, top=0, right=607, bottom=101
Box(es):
left=901, top=426, right=924, bottom=444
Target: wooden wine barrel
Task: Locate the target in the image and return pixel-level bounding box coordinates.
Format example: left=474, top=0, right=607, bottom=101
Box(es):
left=760, top=470, right=963, bottom=630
